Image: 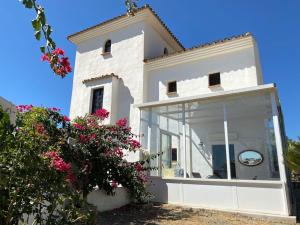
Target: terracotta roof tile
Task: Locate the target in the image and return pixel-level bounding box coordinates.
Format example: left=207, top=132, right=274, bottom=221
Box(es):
left=82, top=73, right=119, bottom=84
left=68, top=5, right=184, bottom=50
left=144, top=32, right=252, bottom=63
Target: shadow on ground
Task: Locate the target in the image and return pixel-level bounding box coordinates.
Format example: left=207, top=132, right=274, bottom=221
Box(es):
left=97, top=203, right=193, bottom=225
left=97, top=203, right=296, bottom=225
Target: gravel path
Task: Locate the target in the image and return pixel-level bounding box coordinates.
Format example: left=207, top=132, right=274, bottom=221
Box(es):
left=97, top=203, right=297, bottom=225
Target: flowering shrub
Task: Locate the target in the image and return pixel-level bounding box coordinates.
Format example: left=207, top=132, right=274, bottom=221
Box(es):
left=0, top=105, right=157, bottom=224
left=65, top=109, right=155, bottom=201
left=0, top=106, right=96, bottom=225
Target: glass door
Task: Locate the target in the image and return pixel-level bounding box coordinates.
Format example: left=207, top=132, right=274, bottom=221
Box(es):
left=212, top=144, right=236, bottom=179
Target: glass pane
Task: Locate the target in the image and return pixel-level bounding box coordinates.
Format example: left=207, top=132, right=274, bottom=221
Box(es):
left=142, top=104, right=185, bottom=177
left=185, top=99, right=226, bottom=179
left=226, top=92, right=280, bottom=180
left=91, top=88, right=103, bottom=113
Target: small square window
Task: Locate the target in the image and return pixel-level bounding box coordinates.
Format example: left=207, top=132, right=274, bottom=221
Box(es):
left=167, top=81, right=177, bottom=94
left=209, top=73, right=221, bottom=86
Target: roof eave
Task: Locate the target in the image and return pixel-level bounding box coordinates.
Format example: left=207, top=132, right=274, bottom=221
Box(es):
left=67, top=5, right=184, bottom=50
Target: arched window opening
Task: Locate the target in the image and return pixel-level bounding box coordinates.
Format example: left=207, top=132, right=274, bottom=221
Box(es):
left=104, top=40, right=111, bottom=53
left=164, top=47, right=169, bottom=55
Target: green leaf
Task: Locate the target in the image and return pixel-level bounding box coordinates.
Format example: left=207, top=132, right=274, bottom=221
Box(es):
left=35, top=30, right=41, bottom=40
left=40, top=46, right=46, bottom=53
left=31, top=19, right=41, bottom=31
left=21, top=0, right=33, bottom=8
left=39, top=11, right=46, bottom=26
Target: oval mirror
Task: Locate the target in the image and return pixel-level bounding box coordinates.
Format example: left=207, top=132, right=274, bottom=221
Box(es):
left=238, top=150, right=263, bottom=166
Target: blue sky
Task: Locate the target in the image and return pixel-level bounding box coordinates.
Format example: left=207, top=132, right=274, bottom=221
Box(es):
left=1, top=0, right=299, bottom=139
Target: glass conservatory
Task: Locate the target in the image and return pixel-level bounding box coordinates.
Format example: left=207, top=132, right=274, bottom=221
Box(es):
left=138, top=84, right=291, bottom=216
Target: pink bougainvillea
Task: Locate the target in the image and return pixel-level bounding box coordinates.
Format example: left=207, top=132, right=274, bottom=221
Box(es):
left=135, top=163, right=143, bottom=172
left=16, top=104, right=33, bottom=112
left=73, top=123, right=86, bottom=131
left=79, top=134, right=89, bottom=143
left=116, top=118, right=127, bottom=127
left=44, top=151, right=71, bottom=173
left=41, top=48, right=72, bottom=78
left=63, top=116, right=70, bottom=122
left=93, top=108, right=109, bottom=120
left=128, top=137, right=141, bottom=149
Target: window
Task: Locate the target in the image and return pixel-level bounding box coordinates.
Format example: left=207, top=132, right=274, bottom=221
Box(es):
left=208, top=72, right=221, bottom=86
left=103, top=40, right=111, bottom=53
left=91, top=88, right=104, bottom=114
left=212, top=144, right=236, bottom=179
left=164, top=47, right=169, bottom=55
left=172, top=148, right=177, bottom=162
left=167, top=81, right=177, bottom=94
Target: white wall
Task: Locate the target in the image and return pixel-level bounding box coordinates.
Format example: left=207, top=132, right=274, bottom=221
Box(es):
left=148, top=177, right=288, bottom=216
left=144, top=22, right=176, bottom=60
left=0, top=96, right=16, bottom=123
left=146, top=47, right=261, bottom=102
left=87, top=187, right=130, bottom=212
left=70, top=21, right=145, bottom=136
left=82, top=77, right=118, bottom=124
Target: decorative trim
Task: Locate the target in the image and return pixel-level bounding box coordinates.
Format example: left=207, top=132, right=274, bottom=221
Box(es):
left=82, top=73, right=119, bottom=84
left=144, top=35, right=254, bottom=71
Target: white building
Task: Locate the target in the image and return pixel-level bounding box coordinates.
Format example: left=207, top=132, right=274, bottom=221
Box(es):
left=68, top=5, right=292, bottom=216
left=0, top=96, right=16, bottom=123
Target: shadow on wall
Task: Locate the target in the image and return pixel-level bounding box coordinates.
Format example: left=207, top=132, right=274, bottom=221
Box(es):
left=117, top=78, right=134, bottom=123
left=147, top=178, right=169, bottom=203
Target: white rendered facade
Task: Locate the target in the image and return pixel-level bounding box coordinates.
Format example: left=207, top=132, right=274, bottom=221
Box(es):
left=68, top=6, right=291, bottom=216
left=0, top=96, right=16, bottom=123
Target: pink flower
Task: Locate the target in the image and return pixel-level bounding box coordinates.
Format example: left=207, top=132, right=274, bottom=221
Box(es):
left=44, top=151, right=72, bottom=173
left=135, top=163, right=143, bottom=172
left=41, top=53, right=49, bottom=61
left=52, top=158, right=71, bottom=172
left=114, top=147, right=123, bottom=158
left=63, top=116, right=70, bottom=122
left=66, top=172, right=76, bottom=184
left=55, top=48, right=65, bottom=55
left=111, top=180, right=118, bottom=189
left=44, top=151, right=59, bottom=159
left=139, top=173, right=148, bottom=183
left=94, top=108, right=109, bottom=120
left=128, top=138, right=141, bottom=149
left=79, top=134, right=89, bottom=143
left=16, top=104, right=33, bottom=112
left=116, top=118, right=127, bottom=127
left=73, top=123, right=86, bottom=131
left=41, top=48, right=72, bottom=78
left=90, top=133, right=96, bottom=140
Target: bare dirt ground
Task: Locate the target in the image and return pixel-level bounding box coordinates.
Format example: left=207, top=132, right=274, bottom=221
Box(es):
left=97, top=203, right=297, bottom=225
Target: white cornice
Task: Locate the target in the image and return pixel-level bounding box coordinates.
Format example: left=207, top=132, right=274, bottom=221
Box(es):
left=144, top=36, right=254, bottom=71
